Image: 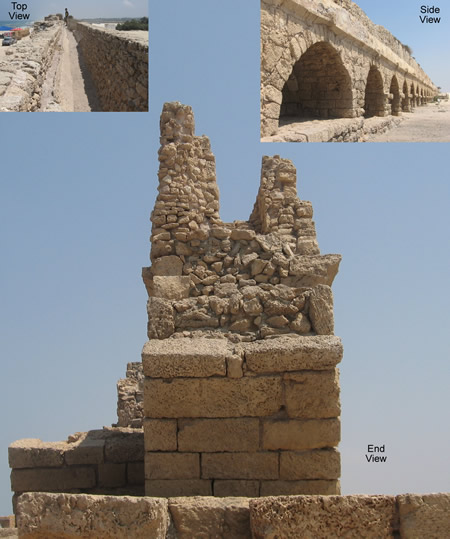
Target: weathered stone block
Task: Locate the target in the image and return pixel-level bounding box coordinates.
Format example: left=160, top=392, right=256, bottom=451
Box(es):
left=260, top=480, right=340, bottom=496
left=142, top=338, right=229, bottom=378
left=152, top=255, right=183, bottom=276
left=242, top=335, right=343, bottom=373
left=202, top=453, right=278, bottom=480
left=250, top=495, right=398, bottom=538
left=169, top=497, right=251, bottom=539
left=8, top=440, right=65, bottom=469
left=214, top=480, right=260, bottom=497
left=98, top=462, right=127, bottom=488
left=398, top=493, right=450, bottom=539
left=262, top=418, right=340, bottom=450
left=11, top=467, right=96, bottom=492
left=284, top=369, right=340, bottom=418
left=104, top=432, right=144, bottom=463
left=147, top=297, right=174, bottom=339
left=127, top=461, right=145, bottom=486
left=145, top=453, right=199, bottom=480
left=145, top=479, right=212, bottom=497
left=153, top=276, right=191, bottom=300
left=16, top=493, right=168, bottom=538
left=280, top=449, right=340, bottom=480
left=288, top=254, right=341, bottom=286
left=309, top=284, right=335, bottom=335
left=144, top=419, right=177, bottom=451
left=178, top=419, right=260, bottom=452
left=64, top=438, right=105, bottom=465
left=144, top=377, right=283, bottom=418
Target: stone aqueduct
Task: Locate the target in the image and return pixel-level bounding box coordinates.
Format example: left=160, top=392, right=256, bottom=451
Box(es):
left=261, top=0, right=438, bottom=137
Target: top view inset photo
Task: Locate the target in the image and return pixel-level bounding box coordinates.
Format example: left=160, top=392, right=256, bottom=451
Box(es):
left=0, top=0, right=148, bottom=112
left=261, top=0, right=450, bottom=142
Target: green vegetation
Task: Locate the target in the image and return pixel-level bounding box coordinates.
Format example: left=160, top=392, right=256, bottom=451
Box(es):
left=116, top=17, right=148, bottom=31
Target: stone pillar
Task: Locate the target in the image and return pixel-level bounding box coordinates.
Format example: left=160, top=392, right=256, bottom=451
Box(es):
left=143, top=103, right=343, bottom=497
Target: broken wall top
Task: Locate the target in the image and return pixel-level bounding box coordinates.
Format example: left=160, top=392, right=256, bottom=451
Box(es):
left=143, top=102, right=341, bottom=342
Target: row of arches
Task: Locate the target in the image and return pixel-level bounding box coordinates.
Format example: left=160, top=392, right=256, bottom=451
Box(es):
left=279, top=41, right=435, bottom=124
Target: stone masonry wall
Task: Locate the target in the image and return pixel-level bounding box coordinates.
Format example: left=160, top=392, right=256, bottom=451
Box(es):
left=261, top=0, right=438, bottom=136
left=14, top=492, right=450, bottom=538
left=142, top=102, right=343, bottom=497
left=116, top=362, right=144, bottom=428
left=9, top=428, right=145, bottom=507
left=68, top=21, right=148, bottom=112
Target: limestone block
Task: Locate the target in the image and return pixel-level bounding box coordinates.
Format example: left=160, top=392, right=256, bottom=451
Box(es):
left=178, top=419, right=260, bottom=452
left=280, top=449, right=340, bottom=480
left=250, top=495, right=398, bottom=538
left=262, top=418, right=340, bottom=450
left=287, top=254, right=341, bottom=286
left=169, top=497, right=251, bottom=539
left=104, top=431, right=144, bottom=463
left=260, top=480, right=340, bottom=496
left=309, top=284, right=335, bottom=335
left=64, top=438, right=105, bottom=465
left=144, top=419, right=177, bottom=451
left=98, top=462, right=127, bottom=488
left=152, top=255, right=183, bottom=276
left=11, top=467, right=96, bottom=493
left=214, top=481, right=260, bottom=497
left=142, top=338, right=229, bottom=378
left=398, top=493, right=450, bottom=539
left=146, top=479, right=212, bottom=497
left=127, top=461, right=145, bottom=486
left=152, top=276, right=191, bottom=300
left=147, top=297, right=174, bottom=339
left=8, top=440, right=65, bottom=469
left=16, top=492, right=169, bottom=539
left=145, top=453, right=200, bottom=480
left=284, top=370, right=340, bottom=418
left=243, top=335, right=343, bottom=373
left=144, top=377, right=283, bottom=418
left=202, top=453, right=278, bottom=480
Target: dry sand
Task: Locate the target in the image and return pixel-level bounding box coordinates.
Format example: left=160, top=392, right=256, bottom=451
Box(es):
left=366, top=100, right=450, bottom=142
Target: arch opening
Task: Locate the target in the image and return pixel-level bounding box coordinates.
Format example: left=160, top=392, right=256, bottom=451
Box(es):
left=280, top=41, right=353, bottom=122
left=389, top=76, right=401, bottom=116
left=364, top=66, right=386, bottom=117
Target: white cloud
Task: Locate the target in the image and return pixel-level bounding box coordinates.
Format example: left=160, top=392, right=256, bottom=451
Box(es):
left=123, top=0, right=134, bottom=7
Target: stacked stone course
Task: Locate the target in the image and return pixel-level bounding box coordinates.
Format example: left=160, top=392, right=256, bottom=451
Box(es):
left=68, top=21, right=148, bottom=111
left=142, top=102, right=343, bottom=497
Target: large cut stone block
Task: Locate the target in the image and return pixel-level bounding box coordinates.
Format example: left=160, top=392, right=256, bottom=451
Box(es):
left=152, top=255, right=183, bottom=276
left=284, top=370, right=340, bottom=418
left=8, top=440, right=65, bottom=469
left=11, top=467, right=96, bottom=493
left=260, top=480, right=340, bottom=496
left=202, top=453, right=278, bottom=480
left=214, top=481, right=260, bottom=497
left=152, top=276, right=191, bottom=300
left=169, top=497, right=251, bottom=539
left=178, top=419, right=260, bottom=452
left=145, top=453, right=200, bottom=480
left=280, top=449, right=340, bottom=480
left=64, top=438, right=105, bottom=465
left=104, top=431, right=144, bottom=463
left=398, top=493, right=450, bottom=539
left=144, top=377, right=283, bottom=418
left=144, top=419, right=177, bottom=451
left=309, top=284, right=335, bottom=335
left=250, top=495, right=398, bottom=538
left=242, top=336, right=343, bottom=373
left=262, top=418, right=340, bottom=450
left=145, top=479, right=212, bottom=497
left=287, top=254, right=341, bottom=286
left=16, top=492, right=169, bottom=538
left=142, top=338, right=229, bottom=378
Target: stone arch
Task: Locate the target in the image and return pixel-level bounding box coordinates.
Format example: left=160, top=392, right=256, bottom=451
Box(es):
left=280, top=41, right=354, bottom=122
left=389, top=75, right=401, bottom=116
left=364, top=66, right=386, bottom=117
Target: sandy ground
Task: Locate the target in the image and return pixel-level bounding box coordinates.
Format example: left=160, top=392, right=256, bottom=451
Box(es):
left=367, top=101, right=450, bottom=142
left=41, top=26, right=100, bottom=112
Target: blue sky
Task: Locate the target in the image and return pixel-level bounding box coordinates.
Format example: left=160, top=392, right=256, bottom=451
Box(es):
left=0, top=0, right=147, bottom=21
left=0, top=0, right=449, bottom=514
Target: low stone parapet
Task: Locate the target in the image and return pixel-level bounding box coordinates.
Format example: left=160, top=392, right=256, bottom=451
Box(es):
left=68, top=21, right=148, bottom=111
left=9, top=428, right=144, bottom=505
left=14, top=492, right=450, bottom=538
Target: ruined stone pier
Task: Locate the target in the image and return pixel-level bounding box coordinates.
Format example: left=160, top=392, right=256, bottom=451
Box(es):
left=142, top=102, right=343, bottom=497
left=261, top=0, right=438, bottom=141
